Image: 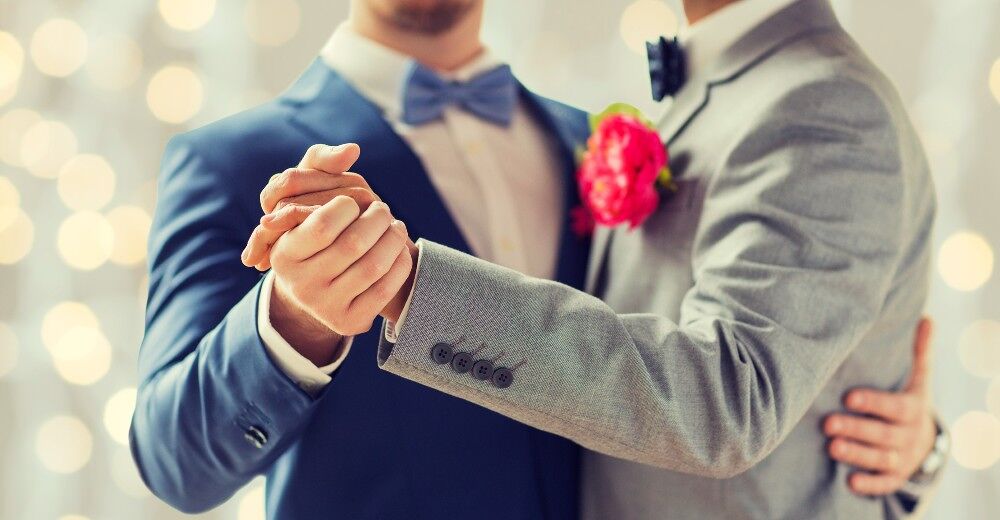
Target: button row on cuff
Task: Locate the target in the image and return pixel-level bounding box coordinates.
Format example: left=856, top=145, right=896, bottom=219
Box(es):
left=430, top=342, right=513, bottom=389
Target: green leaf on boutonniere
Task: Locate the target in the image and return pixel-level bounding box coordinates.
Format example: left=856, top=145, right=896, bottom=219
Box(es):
left=657, top=165, right=675, bottom=191
left=589, top=102, right=655, bottom=132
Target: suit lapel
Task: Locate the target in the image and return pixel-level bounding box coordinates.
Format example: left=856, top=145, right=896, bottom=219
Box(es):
left=585, top=0, right=841, bottom=296
left=281, top=60, right=472, bottom=253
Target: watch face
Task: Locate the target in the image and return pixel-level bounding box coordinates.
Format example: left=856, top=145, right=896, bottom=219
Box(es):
left=919, top=426, right=950, bottom=476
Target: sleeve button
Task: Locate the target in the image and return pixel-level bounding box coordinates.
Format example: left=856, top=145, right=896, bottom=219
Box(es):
left=430, top=343, right=454, bottom=364
left=471, top=359, right=495, bottom=381
left=244, top=425, right=268, bottom=449
left=451, top=352, right=473, bottom=373
left=491, top=367, right=513, bottom=389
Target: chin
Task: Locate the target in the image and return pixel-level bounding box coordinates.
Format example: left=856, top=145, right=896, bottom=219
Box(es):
left=370, top=0, right=478, bottom=35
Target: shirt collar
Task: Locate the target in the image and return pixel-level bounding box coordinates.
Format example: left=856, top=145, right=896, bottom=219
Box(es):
left=678, top=0, right=801, bottom=81
left=319, top=23, right=504, bottom=120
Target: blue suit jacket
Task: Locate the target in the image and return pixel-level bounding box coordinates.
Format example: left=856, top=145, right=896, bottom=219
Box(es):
left=130, top=59, right=591, bottom=519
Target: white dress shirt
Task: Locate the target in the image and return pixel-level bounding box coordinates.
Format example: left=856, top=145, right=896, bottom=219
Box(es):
left=258, top=23, right=565, bottom=394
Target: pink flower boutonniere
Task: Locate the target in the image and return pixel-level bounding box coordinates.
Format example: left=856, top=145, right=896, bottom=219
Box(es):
left=571, top=103, right=673, bottom=237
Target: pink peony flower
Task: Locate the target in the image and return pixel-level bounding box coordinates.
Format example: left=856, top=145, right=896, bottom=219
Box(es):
left=574, top=113, right=668, bottom=233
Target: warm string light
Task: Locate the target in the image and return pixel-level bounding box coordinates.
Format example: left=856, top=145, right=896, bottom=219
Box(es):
left=158, top=0, right=217, bottom=32
left=103, top=387, right=137, bottom=445
left=237, top=479, right=267, bottom=520
left=57, top=154, right=117, bottom=211
left=36, top=416, right=93, bottom=474
left=30, top=19, right=88, bottom=78
left=619, top=0, right=679, bottom=55
left=0, top=31, right=24, bottom=107
left=951, top=411, right=1000, bottom=470
left=938, top=231, right=994, bottom=292
left=245, top=0, right=302, bottom=47
left=146, top=64, right=204, bottom=124
left=57, top=211, right=115, bottom=270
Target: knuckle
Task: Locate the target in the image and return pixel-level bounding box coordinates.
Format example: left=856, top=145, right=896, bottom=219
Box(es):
left=340, top=234, right=367, bottom=258
left=881, top=451, right=898, bottom=470
left=332, top=194, right=361, bottom=216
left=374, top=282, right=397, bottom=302
left=364, top=258, right=389, bottom=279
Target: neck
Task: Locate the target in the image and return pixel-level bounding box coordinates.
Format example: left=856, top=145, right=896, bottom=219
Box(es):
left=349, top=1, right=485, bottom=72
left=682, top=0, right=741, bottom=25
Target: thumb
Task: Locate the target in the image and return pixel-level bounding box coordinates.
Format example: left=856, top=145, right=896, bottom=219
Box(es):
left=298, top=143, right=361, bottom=173
left=905, top=316, right=934, bottom=394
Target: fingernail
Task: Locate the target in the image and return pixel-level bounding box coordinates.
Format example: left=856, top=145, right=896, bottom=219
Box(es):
left=849, top=393, right=865, bottom=408
left=240, top=249, right=249, bottom=262
left=827, top=418, right=841, bottom=433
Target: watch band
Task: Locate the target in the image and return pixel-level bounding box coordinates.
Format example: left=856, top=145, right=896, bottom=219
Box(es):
left=912, top=420, right=949, bottom=484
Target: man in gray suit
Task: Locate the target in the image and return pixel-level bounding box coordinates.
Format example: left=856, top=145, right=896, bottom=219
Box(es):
left=245, top=0, right=945, bottom=517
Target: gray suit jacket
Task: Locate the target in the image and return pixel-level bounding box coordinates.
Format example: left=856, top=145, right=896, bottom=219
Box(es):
left=377, top=0, right=936, bottom=517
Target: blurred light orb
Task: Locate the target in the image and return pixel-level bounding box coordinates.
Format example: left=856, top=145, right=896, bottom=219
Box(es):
left=30, top=18, right=88, bottom=78
left=112, top=449, right=150, bottom=498
left=58, top=154, right=116, bottom=211
left=238, top=481, right=267, bottom=520
left=0, top=108, right=41, bottom=166
left=938, top=231, right=994, bottom=291
left=619, top=0, right=679, bottom=55
left=57, top=211, right=115, bottom=270
left=0, top=208, right=34, bottom=265
left=50, top=326, right=112, bottom=386
left=951, top=410, right=1000, bottom=470
left=107, top=205, right=152, bottom=266
left=959, top=320, right=1000, bottom=379
left=20, top=119, right=78, bottom=178
left=0, top=31, right=24, bottom=106
left=0, top=175, right=19, bottom=229
left=36, top=415, right=93, bottom=473
left=245, top=0, right=301, bottom=47
left=158, top=0, right=217, bottom=31
left=146, top=65, right=203, bottom=124
left=990, top=58, right=1000, bottom=106
left=41, top=301, right=100, bottom=351
left=0, top=322, right=17, bottom=379
left=85, top=34, right=143, bottom=91
left=103, top=387, right=137, bottom=445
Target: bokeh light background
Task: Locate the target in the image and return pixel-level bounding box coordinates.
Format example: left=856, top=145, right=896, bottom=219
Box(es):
left=0, top=0, right=998, bottom=518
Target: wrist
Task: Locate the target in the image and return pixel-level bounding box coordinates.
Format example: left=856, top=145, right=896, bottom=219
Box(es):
left=271, top=277, right=346, bottom=366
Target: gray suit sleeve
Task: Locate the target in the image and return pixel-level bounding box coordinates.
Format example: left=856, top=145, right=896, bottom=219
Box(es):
left=378, top=80, right=909, bottom=478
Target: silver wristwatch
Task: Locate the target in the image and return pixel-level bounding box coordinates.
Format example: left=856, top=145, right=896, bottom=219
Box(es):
left=911, top=421, right=949, bottom=484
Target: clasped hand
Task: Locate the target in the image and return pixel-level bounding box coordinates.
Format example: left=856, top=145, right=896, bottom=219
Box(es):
left=241, top=143, right=416, bottom=347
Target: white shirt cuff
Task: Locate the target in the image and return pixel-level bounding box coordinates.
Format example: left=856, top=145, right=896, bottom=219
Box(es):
left=257, top=271, right=353, bottom=395
left=384, top=242, right=423, bottom=343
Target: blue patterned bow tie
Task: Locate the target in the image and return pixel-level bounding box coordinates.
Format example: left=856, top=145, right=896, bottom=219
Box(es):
left=647, top=36, right=687, bottom=101
left=401, top=62, right=517, bottom=127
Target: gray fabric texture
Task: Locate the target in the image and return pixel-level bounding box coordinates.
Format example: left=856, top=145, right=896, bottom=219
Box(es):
left=377, top=0, right=936, bottom=517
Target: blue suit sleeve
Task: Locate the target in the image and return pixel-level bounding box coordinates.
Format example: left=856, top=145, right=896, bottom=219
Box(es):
left=129, top=136, right=320, bottom=513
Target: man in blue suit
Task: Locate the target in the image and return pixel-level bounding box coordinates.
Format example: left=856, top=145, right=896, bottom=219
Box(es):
left=132, top=0, right=940, bottom=517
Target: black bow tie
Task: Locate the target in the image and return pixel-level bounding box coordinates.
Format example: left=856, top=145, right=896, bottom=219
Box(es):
left=646, top=36, right=687, bottom=101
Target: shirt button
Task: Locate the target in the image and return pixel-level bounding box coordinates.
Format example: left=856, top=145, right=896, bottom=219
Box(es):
left=471, top=359, right=495, bottom=381
left=491, top=367, right=514, bottom=389
left=451, top=352, right=473, bottom=373
left=430, top=343, right=455, bottom=364
left=244, top=425, right=268, bottom=449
